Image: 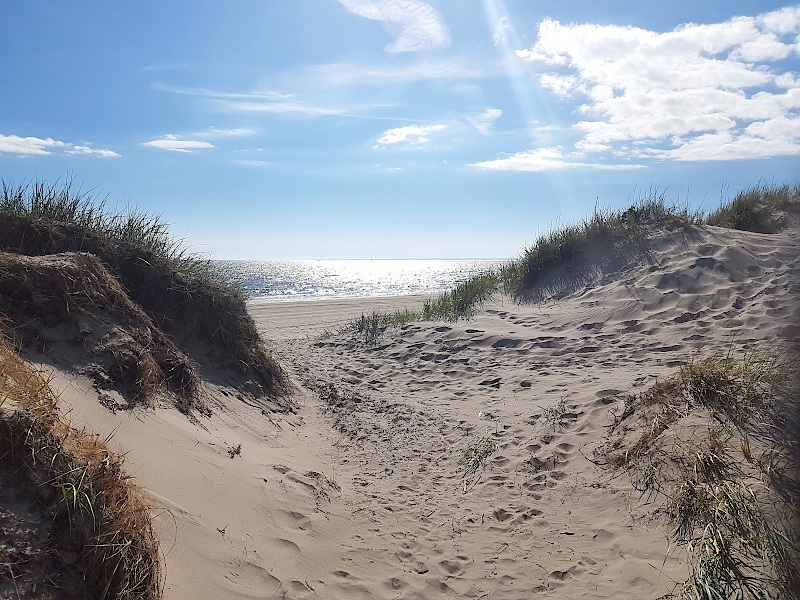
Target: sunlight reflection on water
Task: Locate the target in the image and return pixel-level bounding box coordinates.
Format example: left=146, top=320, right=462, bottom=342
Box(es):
left=215, top=259, right=504, bottom=303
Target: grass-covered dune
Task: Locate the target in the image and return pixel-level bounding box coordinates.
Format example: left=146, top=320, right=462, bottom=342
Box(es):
left=347, top=182, right=800, bottom=340
left=0, top=179, right=290, bottom=413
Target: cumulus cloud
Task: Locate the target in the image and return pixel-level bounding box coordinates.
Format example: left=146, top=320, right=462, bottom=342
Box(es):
left=0, top=134, right=118, bottom=157
left=470, top=147, right=643, bottom=172
left=467, top=108, right=503, bottom=135
left=142, top=134, right=215, bottom=152
left=375, top=123, right=447, bottom=147
left=0, top=134, right=66, bottom=155
left=337, top=0, right=450, bottom=52
left=500, top=6, right=800, bottom=169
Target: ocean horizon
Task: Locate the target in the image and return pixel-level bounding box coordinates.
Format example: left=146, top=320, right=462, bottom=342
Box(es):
left=214, top=259, right=505, bottom=304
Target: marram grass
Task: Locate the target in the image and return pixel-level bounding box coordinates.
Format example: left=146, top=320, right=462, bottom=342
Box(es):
left=0, top=336, right=162, bottom=599
left=0, top=177, right=231, bottom=293
left=605, top=351, right=799, bottom=600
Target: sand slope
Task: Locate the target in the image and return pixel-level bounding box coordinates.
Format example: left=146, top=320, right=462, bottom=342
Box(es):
left=50, top=224, right=798, bottom=599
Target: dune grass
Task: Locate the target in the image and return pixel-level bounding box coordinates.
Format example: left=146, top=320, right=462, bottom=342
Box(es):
left=707, top=181, right=800, bottom=233
left=421, top=272, right=500, bottom=321
left=1, top=178, right=223, bottom=286
left=499, top=193, right=703, bottom=299
left=0, top=335, right=162, bottom=599
left=604, top=351, right=799, bottom=600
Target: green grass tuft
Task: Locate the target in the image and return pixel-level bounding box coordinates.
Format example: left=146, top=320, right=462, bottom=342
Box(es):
left=459, top=436, right=498, bottom=478
left=346, top=308, right=423, bottom=343
left=500, top=192, right=703, bottom=299
left=707, top=182, right=799, bottom=233
left=421, top=272, right=500, bottom=322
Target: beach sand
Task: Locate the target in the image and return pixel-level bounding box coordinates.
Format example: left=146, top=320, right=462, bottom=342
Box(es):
left=47, top=223, right=798, bottom=599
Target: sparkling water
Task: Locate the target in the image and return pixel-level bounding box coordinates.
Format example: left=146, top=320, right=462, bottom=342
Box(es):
left=215, top=259, right=504, bottom=304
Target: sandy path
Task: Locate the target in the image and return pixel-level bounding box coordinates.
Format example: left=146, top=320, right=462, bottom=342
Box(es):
left=49, top=224, right=798, bottom=599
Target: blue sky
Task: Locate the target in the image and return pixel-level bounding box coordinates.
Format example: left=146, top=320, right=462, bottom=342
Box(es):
left=2, top=1, right=798, bottom=259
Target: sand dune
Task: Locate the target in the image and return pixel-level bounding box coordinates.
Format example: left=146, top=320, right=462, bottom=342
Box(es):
left=45, top=223, right=798, bottom=599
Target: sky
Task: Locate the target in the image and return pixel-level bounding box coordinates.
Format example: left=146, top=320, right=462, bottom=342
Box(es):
left=1, top=1, right=798, bottom=259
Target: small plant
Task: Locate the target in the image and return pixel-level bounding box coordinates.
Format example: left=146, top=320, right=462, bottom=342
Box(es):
left=459, top=436, right=498, bottom=478
left=540, top=398, right=568, bottom=430
left=227, top=443, right=242, bottom=459
left=345, top=308, right=422, bottom=343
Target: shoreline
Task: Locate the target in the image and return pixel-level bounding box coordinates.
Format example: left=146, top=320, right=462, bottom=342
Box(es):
left=248, top=293, right=434, bottom=340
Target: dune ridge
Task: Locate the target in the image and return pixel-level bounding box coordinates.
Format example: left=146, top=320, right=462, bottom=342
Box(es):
left=1, top=179, right=797, bottom=598
left=38, top=220, right=794, bottom=598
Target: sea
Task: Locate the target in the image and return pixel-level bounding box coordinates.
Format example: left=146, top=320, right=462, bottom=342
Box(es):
left=214, top=259, right=505, bottom=304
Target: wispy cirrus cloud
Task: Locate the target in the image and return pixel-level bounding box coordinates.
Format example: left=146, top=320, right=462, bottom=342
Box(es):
left=470, top=147, right=643, bottom=172
left=493, top=15, right=510, bottom=46
left=232, top=159, right=274, bottom=168
left=375, top=123, right=447, bottom=147
left=467, top=108, right=503, bottom=135
left=152, top=83, right=294, bottom=101
left=292, top=60, right=489, bottom=87
left=337, top=0, right=450, bottom=52
left=142, top=134, right=214, bottom=153
left=217, top=100, right=349, bottom=116
left=508, top=6, right=800, bottom=167
left=65, top=144, right=121, bottom=157
left=0, top=133, right=118, bottom=157
left=193, top=126, right=254, bottom=138
left=154, top=82, right=350, bottom=117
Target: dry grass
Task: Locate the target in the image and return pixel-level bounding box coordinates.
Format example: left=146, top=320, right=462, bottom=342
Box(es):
left=0, top=335, right=162, bottom=599
left=603, top=351, right=799, bottom=599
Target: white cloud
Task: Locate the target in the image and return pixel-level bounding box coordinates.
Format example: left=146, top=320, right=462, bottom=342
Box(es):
left=65, top=144, right=120, bottom=157
left=0, top=134, right=66, bottom=155
left=195, top=127, right=253, bottom=138
left=467, top=108, right=503, bottom=135
left=142, top=134, right=214, bottom=152
left=154, top=83, right=352, bottom=117
left=0, top=134, right=118, bottom=157
left=493, top=16, right=509, bottom=46
left=649, top=115, right=800, bottom=161
left=375, top=123, right=446, bottom=147
left=232, top=159, right=274, bottom=168
left=337, top=0, right=450, bottom=52
left=217, top=100, right=348, bottom=116
left=469, top=147, right=643, bottom=172
left=512, top=6, right=800, bottom=164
